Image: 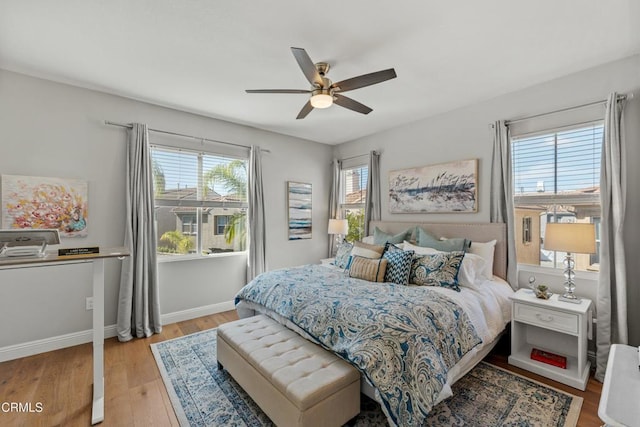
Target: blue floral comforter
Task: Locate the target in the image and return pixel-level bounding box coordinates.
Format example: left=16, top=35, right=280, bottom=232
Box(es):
left=235, top=264, right=482, bottom=427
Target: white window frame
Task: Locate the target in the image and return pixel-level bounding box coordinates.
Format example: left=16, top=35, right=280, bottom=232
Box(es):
left=152, top=145, right=248, bottom=261
left=510, top=121, right=603, bottom=273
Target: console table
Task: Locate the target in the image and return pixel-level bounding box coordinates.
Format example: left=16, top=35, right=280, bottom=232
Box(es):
left=0, top=248, right=129, bottom=425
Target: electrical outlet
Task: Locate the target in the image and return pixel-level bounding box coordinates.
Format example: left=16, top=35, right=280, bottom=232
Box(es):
left=86, top=297, right=93, bottom=311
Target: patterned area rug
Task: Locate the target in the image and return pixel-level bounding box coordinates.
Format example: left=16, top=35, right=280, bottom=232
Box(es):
left=151, top=328, right=582, bottom=427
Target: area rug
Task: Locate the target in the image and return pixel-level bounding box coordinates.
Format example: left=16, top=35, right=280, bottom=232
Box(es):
left=151, top=328, right=582, bottom=427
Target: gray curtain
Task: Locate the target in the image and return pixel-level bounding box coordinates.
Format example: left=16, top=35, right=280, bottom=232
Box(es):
left=490, top=120, right=517, bottom=287
left=117, top=123, right=162, bottom=342
left=596, top=93, right=628, bottom=381
left=328, top=159, right=342, bottom=257
left=363, top=150, right=381, bottom=237
left=247, top=145, right=266, bottom=281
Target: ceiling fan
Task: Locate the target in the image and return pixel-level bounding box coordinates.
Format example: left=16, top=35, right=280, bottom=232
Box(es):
left=246, top=47, right=397, bottom=119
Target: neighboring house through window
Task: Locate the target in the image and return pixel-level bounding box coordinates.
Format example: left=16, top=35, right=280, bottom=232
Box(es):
left=511, top=122, right=603, bottom=272
left=340, top=163, right=368, bottom=241
left=152, top=146, right=248, bottom=258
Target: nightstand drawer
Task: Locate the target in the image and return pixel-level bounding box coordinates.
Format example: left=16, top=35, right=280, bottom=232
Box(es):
left=514, top=303, right=578, bottom=334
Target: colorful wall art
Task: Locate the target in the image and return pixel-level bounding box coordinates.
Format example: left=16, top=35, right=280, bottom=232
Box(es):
left=389, top=159, right=477, bottom=213
left=1, top=175, right=88, bottom=237
left=287, top=181, right=312, bottom=240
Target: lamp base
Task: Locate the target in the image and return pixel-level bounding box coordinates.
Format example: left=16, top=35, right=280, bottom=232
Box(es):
left=559, top=294, right=582, bottom=304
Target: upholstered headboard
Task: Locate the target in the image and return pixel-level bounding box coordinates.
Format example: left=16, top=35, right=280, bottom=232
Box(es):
left=369, top=221, right=508, bottom=282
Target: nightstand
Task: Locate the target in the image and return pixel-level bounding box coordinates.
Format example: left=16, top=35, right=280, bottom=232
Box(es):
left=320, top=258, right=335, bottom=266
left=508, top=288, right=592, bottom=390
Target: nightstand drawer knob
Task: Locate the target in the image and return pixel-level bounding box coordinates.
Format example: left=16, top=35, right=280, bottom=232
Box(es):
left=535, top=313, right=554, bottom=322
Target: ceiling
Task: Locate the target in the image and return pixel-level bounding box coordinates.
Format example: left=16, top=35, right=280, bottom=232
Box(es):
left=1, top=1, right=638, bottom=145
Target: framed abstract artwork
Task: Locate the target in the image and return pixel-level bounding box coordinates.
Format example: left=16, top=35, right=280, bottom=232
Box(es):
left=389, top=159, right=477, bottom=213
left=1, top=174, right=89, bottom=237
left=287, top=181, right=312, bottom=240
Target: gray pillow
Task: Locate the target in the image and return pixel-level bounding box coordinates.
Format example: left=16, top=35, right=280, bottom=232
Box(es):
left=415, top=227, right=469, bottom=252
left=373, top=227, right=412, bottom=245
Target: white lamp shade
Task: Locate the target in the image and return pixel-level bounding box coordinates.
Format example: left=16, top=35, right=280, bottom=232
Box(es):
left=544, top=223, right=596, bottom=254
left=328, top=219, right=348, bottom=235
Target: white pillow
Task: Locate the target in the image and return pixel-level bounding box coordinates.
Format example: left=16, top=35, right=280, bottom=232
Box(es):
left=402, top=241, right=487, bottom=289
left=468, top=240, right=496, bottom=279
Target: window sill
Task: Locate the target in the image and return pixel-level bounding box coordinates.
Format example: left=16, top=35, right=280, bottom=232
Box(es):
left=157, top=251, right=247, bottom=263
left=517, top=263, right=599, bottom=280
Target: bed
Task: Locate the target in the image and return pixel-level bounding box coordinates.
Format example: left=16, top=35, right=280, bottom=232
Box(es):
left=235, top=221, right=514, bottom=426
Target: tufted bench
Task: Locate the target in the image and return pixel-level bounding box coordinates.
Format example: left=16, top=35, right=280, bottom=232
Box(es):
left=217, top=315, right=361, bottom=427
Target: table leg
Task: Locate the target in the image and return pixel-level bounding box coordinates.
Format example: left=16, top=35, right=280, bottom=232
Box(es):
left=91, top=259, right=105, bottom=425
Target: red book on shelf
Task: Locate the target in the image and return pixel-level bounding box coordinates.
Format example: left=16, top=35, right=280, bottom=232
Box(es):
left=530, top=348, right=567, bottom=369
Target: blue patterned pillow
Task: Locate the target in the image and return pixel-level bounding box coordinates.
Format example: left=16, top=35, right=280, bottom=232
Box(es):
left=334, top=241, right=353, bottom=269
left=409, top=251, right=465, bottom=291
left=383, top=247, right=414, bottom=285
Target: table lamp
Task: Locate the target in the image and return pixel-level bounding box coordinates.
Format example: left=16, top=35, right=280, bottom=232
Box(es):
left=328, top=219, right=348, bottom=245
left=543, top=222, right=596, bottom=303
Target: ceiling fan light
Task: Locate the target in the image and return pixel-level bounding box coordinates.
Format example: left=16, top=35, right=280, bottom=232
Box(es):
left=310, top=93, right=333, bottom=109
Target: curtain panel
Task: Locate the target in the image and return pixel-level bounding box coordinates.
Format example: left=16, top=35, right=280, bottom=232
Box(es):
left=247, top=145, right=267, bottom=281
left=490, top=121, right=517, bottom=288
left=364, top=150, right=381, bottom=237
left=596, top=93, right=628, bottom=381
left=328, top=159, right=342, bottom=257
left=117, top=123, right=162, bottom=342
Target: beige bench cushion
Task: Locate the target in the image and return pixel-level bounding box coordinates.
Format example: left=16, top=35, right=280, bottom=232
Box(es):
left=217, top=315, right=360, bottom=412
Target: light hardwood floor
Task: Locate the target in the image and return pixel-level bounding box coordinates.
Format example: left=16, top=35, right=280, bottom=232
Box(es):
left=0, top=311, right=603, bottom=426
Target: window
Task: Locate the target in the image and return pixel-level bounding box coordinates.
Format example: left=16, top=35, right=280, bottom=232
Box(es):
left=511, top=123, right=603, bottom=272
left=214, top=215, right=231, bottom=235
left=340, top=164, right=368, bottom=241
left=152, top=146, right=248, bottom=258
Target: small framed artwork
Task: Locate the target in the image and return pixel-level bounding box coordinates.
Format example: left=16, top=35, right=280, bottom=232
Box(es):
left=287, top=181, right=312, bottom=240
left=389, top=159, right=477, bottom=213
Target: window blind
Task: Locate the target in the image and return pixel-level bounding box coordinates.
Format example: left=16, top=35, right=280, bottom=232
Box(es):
left=151, top=146, right=247, bottom=208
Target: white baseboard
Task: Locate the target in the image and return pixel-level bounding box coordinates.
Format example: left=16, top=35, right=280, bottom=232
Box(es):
left=0, top=325, right=118, bottom=363
left=0, top=301, right=236, bottom=362
left=160, top=300, right=235, bottom=324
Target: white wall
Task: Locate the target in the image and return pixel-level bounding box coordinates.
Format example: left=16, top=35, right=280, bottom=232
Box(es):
left=333, top=54, right=640, bottom=346
left=0, top=70, right=332, bottom=356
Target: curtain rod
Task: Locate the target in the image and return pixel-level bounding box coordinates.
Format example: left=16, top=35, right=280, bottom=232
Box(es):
left=104, top=120, right=270, bottom=153
left=338, top=150, right=380, bottom=162
left=504, top=93, right=631, bottom=126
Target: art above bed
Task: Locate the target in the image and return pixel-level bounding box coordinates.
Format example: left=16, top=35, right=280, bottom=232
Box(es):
left=389, top=159, right=477, bottom=213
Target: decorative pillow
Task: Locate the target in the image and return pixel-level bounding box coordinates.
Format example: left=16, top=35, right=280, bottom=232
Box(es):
left=361, top=235, right=375, bottom=245
left=373, top=227, right=413, bottom=245
left=415, top=227, right=469, bottom=252
left=334, top=241, right=353, bottom=269
left=350, top=241, right=385, bottom=259
left=468, top=240, right=496, bottom=279
left=348, top=256, right=388, bottom=282
left=403, top=241, right=486, bottom=289
left=383, top=245, right=414, bottom=285
left=409, top=251, right=465, bottom=291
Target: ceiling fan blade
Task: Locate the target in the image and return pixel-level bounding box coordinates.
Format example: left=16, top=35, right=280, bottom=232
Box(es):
left=291, top=47, right=323, bottom=87
left=246, top=89, right=310, bottom=94
left=296, top=100, right=314, bottom=120
left=331, top=68, right=397, bottom=93
left=333, top=94, right=372, bottom=115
